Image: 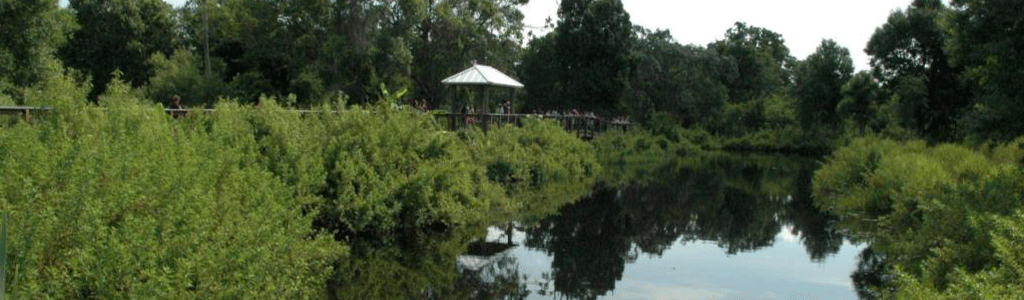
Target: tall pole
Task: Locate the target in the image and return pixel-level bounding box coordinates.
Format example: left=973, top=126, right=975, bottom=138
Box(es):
left=203, top=0, right=211, bottom=76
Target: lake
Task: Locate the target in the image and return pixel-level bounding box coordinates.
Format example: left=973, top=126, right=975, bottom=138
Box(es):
left=332, top=153, right=870, bottom=300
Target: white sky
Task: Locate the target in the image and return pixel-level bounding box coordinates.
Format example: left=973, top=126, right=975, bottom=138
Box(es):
left=521, top=0, right=913, bottom=71
left=162, top=0, right=912, bottom=71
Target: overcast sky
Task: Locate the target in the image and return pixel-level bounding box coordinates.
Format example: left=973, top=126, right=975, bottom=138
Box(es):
left=521, top=0, right=914, bottom=71
left=162, top=0, right=913, bottom=71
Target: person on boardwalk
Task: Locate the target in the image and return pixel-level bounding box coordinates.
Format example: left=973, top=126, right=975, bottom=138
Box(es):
left=169, top=95, right=184, bottom=109
left=168, top=95, right=185, bottom=117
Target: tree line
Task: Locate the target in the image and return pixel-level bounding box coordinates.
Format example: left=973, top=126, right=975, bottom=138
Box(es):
left=526, top=0, right=1023, bottom=145
left=3, top=0, right=1021, bottom=143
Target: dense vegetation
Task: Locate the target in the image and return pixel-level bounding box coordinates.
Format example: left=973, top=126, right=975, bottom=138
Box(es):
left=4, top=0, right=1022, bottom=144
left=4, top=0, right=1024, bottom=297
left=0, top=69, right=596, bottom=297
left=813, top=137, right=1024, bottom=298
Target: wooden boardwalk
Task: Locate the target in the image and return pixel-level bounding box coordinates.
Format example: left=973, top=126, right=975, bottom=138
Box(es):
left=1, top=106, right=631, bottom=139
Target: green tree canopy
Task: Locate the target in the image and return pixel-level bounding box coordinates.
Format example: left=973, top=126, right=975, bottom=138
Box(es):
left=709, top=22, right=794, bottom=104
left=837, top=71, right=884, bottom=132
left=865, top=0, right=967, bottom=141
left=60, top=0, right=177, bottom=99
left=0, top=0, right=76, bottom=93
left=552, top=0, right=633, bottom=114
left=794, top=39, right=854, bottom=129
left=623, top=28, right=733, bottom=126
left=950, top=0, right=1024, bottom=141
left=411, top=0, right=528, bottom=110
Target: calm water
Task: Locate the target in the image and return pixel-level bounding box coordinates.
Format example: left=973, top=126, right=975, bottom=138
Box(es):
left=333, top=154, right=868, bottom=300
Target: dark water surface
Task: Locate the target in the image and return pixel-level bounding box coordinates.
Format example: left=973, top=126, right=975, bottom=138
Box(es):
left=333, top=154, right=865, bottom=300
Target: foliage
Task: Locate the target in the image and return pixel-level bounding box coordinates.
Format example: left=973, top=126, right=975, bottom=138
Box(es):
left=709, top=22, right=794, bottom=104
left=146, top=49, right=228, bottom=108
left=550, top=0, right=633, bottom=114
left=794, top=39, right=854, bottom=129
left=865, top=0, right=967, bottom=142
left=0, top=74, right=344, bottom=298
left=590, top=128, right=673, bottom=187
left=0, top=0, right=77, bottom=91
left=0, top=68, right=604, bottom=297
left=463, top=119, right=600, bottom=222
left=813, top=136, right=1024, bottom=295
left=174, top=0, right=527, bottom=107
left=60, top=0, right=178, bottom=99
left=623, top=28, right=734, bottom=126
left=837, top=71, right=885, bottom=133
left=950, top=0, right=1024, bottom=141
left=720, top=126, right=834, bottom=154
left=411, top=0, right=528, bottom=109
left=518, top=33, right=562, bottom=112
left=252, top=97, right=507, bottom=238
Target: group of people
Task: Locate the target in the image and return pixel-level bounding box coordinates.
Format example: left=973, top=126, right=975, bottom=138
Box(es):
left=459, top=101, right=513, bottom=115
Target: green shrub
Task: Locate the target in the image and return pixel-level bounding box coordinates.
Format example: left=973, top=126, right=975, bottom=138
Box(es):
left=0, top=73, right=603, bottom=297
left=0, top=76, right=344, bottom=298
left=464, top=118, right=600, bottom=222
left=813, top=136, right=1024, bottom=295
left=309, top=99, right=504, bottom=236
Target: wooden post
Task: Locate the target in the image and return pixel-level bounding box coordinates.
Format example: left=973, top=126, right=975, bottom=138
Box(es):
left=478, top=86, right=488, bottom=131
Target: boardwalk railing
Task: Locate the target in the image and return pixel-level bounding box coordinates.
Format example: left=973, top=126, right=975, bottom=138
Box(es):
left=2, top=106, right=632, bottom=139
left=0, top=106, right=51, bottom=122
left=433, top=113, right=631, bottom=139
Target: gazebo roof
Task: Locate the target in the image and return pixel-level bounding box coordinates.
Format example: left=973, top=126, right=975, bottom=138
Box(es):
left=441, top=64, right=524, bottom=88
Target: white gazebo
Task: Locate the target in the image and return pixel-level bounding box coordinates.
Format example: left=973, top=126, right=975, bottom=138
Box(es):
left=442, top=63, right=523, bottom=130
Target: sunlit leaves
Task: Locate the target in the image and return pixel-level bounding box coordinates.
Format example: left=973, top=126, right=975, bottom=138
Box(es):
left=814, top=137, right=1024, bottom=295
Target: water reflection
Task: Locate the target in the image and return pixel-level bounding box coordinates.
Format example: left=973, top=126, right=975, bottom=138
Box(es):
left=523, top=188, right=633, bottom=299
left=330, top=225, right=535, bottom=300
left=329, top=153, right=856, bottom=299
left=850, top=247, right=892, bottom=300
left=523, top=153, right=851, bottom=299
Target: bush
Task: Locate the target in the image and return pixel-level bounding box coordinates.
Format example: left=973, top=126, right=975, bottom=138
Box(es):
left=813, top=136, right=1024, bottom=295
left=0, top=76, right=344, bottom=298
left=464, top=118, right=600, bottom=222
left=0, top=74, right=603, bottom=296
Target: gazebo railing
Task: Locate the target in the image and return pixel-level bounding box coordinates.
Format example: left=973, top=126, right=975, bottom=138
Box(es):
left=432, top=113, right=631, bottom=139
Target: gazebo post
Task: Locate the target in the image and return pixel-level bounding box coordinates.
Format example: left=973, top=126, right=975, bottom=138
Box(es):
left=479, top=86, right=488, bottom=131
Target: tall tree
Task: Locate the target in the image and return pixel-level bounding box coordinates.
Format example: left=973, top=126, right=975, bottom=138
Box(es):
left=837, top=71, right=884, bottom=132
left=865, top=0, right=966, bottom=141
left=0, top=0, right=76, bottom=91
left=709, top=22, right=794, bottom=104
left=411, top=0, right=527, bottom=109
left=177, top=0, right=425, bottom=105
left=794, top=39, right=854, bottom=129
left=60, top=0, right=177, bottom=99
left=519, top=32, right=562, bottom=112
left=623, top=28, right=733, bottom=125
left=949, top=0, right=1024, bottom=140
left=552, top=0, right=632, bottom=114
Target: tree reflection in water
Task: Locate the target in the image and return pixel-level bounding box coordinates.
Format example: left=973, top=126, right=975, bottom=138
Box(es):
left=523, top=154, right=850, bottom=299
left=329, top=225, right=532, bottom=300
left=781, top=163, right=847, bottom=261
left=524, top=189, right=634, bottom=300
left=850, top=247, right=892, bottom=300
left=327, top=154, right=853, bottom=300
